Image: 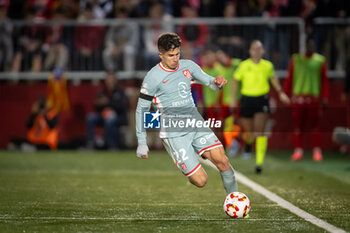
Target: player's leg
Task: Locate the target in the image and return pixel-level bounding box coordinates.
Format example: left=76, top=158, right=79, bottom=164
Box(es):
left=308, top=101, right=322, bottom=161
left=103, top=113, right=117, bottom=149
left=240, top=117, right=254, bottom=158
left=202, top=147, right=238, bottom=194
left=86, top=112, right=103, bottom=149
left=162, top=136, right=208, bottom=188
left=193, top=132, right=237, bottom=194
left=253, top=112, right=269, bottom=173
left=188, top=167, right=207, bottom=188
left=239, top=96, right=255, bottom=158
left=291, top=100, right=304, bottom=161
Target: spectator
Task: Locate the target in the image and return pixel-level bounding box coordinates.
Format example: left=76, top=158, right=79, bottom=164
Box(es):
left=86, top=71, right=128, bottom=150
left=58, top=0, right=79, bottom=19
left=43, top=7, right=69, bottom=71
left=178, top=4, right=209, bottom=59
left=199, top=45, right=220, bottom=120
left=79, top=0, right=114, bottom=19
left=27, top=95, right=59, bottom=150
left=12, top=7, right=47, bottom=72
left=249, top=0, right=270, bottom=17
left=283, top=38, right=329, bottom=162
left=0, top=0, right=13, bottom=71
left=311, top=0, right=349, bottom=70
left=7, top=0, right=26, bottom=19
left=211, top=2, right=246, bottom=59
left=279, top=0, right=302, bottom=17
left=198, top=0, right=225, bottom=17
left=26, top=0, right=55, bottom=19
left=141, top=2, right=173, bottom=69
left=73, top=3, right=105, bottom=71
left=103, top=6, right=138, bottom=72
left=262, top=0, right=290, bottom=69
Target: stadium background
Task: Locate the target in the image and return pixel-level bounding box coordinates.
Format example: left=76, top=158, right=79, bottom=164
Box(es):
left=0, top=0, right=349, bottom=150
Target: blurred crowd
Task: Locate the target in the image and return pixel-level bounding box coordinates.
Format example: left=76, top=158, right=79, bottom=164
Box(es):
left=3, top=0, right=349, bottom=20
left=2, top=0, right=350, bottom=153
left=0, top=0, right=350, bottom=72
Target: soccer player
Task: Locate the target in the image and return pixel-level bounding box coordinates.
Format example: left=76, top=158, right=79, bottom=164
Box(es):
left=232, top=40, right=290, bottom=173
left=135, top=33, right=238, bottom=194
left=283, top=38, right=329, bottom=162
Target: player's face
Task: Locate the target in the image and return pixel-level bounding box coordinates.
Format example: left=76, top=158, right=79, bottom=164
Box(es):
left=159, top=47, right=180, bottom=70
left=249, top=41, right=264, bottom=60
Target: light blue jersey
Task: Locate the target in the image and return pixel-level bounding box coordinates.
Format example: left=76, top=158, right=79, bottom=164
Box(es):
left=136, top=59, right=219, bottom=143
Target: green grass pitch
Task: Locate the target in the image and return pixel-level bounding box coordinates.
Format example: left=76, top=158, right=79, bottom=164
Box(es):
left=0, top=150, right=349, bottom=233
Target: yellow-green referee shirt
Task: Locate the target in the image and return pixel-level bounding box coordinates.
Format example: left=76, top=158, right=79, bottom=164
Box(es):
left=233, top=58, right=274, bottom=97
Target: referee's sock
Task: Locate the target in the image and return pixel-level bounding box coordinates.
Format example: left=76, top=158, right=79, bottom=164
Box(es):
left=220, top=166, right=238, bottom=194
left=256, top=136, right=267, bottom=166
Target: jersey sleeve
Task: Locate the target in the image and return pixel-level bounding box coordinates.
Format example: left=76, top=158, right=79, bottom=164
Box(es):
left=267, top=61, right=275, bottom=79
left=188, top=60, right=218, bottom=90
left=135, top=72, right=160, bottom=144
left=233, top=63, right=244, bottom=81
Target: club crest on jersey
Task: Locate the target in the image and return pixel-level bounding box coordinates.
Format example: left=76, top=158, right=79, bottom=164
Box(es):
left=182, top=69, right=192, bottom=79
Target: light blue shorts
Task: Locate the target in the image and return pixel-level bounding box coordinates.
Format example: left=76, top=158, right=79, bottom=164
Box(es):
left=161, top=131, right=223, bottom=176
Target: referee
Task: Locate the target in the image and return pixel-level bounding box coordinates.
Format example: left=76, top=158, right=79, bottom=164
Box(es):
left=232, top=40, right=290, bottom=173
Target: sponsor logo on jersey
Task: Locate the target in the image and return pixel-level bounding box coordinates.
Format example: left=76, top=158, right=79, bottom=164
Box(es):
left=200, top=138, right=206, bottom=144
left=178, top=82, right=189, bottom=98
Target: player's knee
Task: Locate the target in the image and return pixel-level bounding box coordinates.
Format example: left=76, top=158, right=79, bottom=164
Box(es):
left=189, top=173, right=207, bottom=188
left=193, top=177, right=207, bottom=188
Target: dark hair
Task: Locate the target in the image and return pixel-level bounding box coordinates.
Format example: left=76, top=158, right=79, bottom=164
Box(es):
left=157, top=33, right=182, bottom=53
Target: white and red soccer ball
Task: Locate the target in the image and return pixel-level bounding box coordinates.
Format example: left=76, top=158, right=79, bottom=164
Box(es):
left=223, top=192, right=251, bottom=218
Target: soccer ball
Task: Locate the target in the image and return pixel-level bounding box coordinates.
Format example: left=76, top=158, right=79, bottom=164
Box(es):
left=223, top=192, right=251, bottom=218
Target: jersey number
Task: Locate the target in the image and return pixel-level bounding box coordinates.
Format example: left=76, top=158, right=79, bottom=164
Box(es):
left=174, top=148, right=188, bottom=162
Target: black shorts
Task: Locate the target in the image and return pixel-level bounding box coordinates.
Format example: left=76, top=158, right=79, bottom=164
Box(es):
left=240, top=94, right=270, bottom=118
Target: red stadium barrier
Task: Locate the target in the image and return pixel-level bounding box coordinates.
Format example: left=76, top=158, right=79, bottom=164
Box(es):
left=0, top=79, right=347, bottom=149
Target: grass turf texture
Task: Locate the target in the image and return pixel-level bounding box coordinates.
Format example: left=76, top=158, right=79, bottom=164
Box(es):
left=0, top=150, right=349, bottom=233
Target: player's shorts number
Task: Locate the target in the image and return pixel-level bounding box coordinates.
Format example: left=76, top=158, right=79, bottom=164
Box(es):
left=174, top=148, right=188, bottom=163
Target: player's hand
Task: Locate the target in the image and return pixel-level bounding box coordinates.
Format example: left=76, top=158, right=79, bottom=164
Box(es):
left=214, top=76, right=227, bottom=89
left=136, top=142, right=149, bottom=159
left=279, top=92, right=291, bottom=105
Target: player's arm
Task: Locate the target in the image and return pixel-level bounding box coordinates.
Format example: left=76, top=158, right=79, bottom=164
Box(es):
left=232, top=62, right=244, bottom=108
left=231, top=79, right=239, bottom=108
left=269, top=63, right=290, bottom=105
left=135, top=73, right=159, bottom=159
left=190, top=61, right=227, bottom=90
left=283, top=58, right=294, bottom=97
left=270, top=76, right=290, bottom=105
left=135, top=96, right=151, bottom=159
left=320, top=61, right=329, bottom=106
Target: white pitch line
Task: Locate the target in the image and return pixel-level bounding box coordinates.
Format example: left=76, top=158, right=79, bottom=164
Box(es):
left=235, top=171, right=347, bottom=233
left=198, top=158, right=346, bottom=233
left=0, top=216, right=300, bottom=222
